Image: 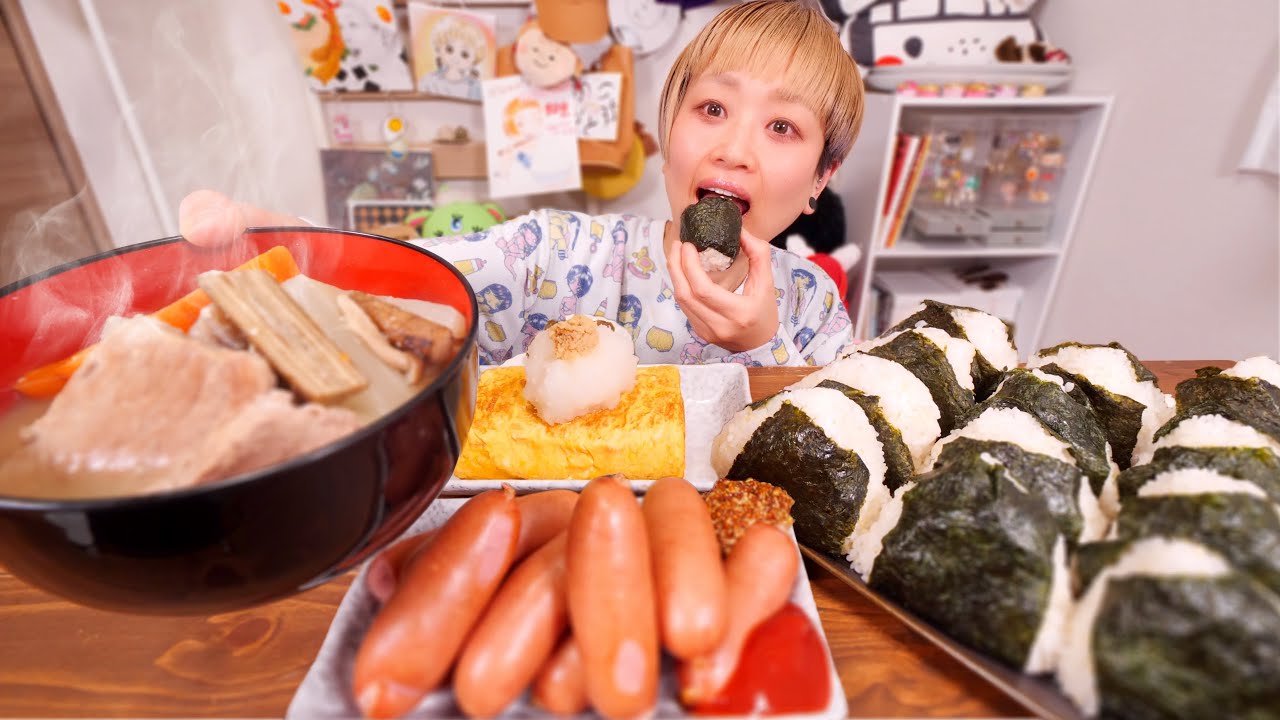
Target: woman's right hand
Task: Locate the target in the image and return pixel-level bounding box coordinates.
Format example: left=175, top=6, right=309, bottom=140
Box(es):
left=178, top=190, right=306, bottom=248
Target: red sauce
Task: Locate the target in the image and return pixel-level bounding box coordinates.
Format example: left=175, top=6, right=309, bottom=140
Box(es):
left=691, top=603, right=831, bottom=715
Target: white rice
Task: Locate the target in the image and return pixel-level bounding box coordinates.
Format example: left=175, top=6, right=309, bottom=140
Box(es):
left=1024, top=535, right=1074, bottom=675
left=1077, top=478, right=1110, bottom=544
left=698, top=247, right=733, bottom=273
left=848, top=481, right=916, bottom=581
left=925, top=406, right=1075, bottom=471
left=1222, top=355, right=1280, bottom=388
left=1100, top=449, right=1122, bottom=520
left=855, top=328, right=978, bottom=392
left=523, top=316, right=638, bottom=424
left=711, top=394, right=785, bottom=478
left=792, top=353, right=942, bottom=472
left=1057, top=538, right=1232, bottom=717
left=1028, top=345, right=1175, bottom=467
left=1137, top=468, right=1269, bottom=499
left=951, top=307, right=1019, bottom=371
left=1135, top=414, right=1280, bottom=466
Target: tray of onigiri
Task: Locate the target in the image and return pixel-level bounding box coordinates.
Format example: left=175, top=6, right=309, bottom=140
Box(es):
left=708, top=300, right=1280, bottom=720
left=444, top=315, right=749, bottom=495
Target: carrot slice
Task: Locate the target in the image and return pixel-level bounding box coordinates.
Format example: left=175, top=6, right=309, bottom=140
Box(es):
left=13, top=246, right=301, bottom=398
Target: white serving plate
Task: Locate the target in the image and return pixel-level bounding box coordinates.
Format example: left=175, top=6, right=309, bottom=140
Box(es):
left=286, top=498, right=847, bottom=720
left=442, top=363, right=751, bottom=496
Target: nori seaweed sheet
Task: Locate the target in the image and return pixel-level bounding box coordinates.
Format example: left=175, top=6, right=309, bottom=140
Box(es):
left=865, top=331, right=975, bottom=436
left=1116, top=446, right=1280, bottom=504
left=1037, top=340, right=1159, bottom=385
left=935, top=437, right=1090, bottom=549
left=679, top=195, right=741, bottom=260
left=1115, top=493, right=1280, bottom=596
left=1152, top=373, right=1280, bottom=445
left=968, top=368, right=1113, bottom=496
left=886, top=299, right=1012, bottom=398
left=725, top=403, right=871, bottom=556
left=1036, top=361, right=1148, bottom=471
left=1073, top=540, right=1130, bottom=596
left=869, top=452, right=1060, bottom=670
left=1093, top=573, right=1280, bottom=720
left=815, top=379, right=915, bottom=492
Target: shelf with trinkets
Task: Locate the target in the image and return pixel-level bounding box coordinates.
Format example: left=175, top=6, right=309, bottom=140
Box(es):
left=828, top=94, right=1113, bottom=356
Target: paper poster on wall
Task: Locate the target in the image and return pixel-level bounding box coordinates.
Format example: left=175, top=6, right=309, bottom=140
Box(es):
left=575, top=72, right=622, bottom=142
left=482, top=76, right=582, bottom=199
left=406, top=3, right=497, bottom=101
left=320, top=149, right=435, bottom=228
left=277, top=0, right=414, bottom=93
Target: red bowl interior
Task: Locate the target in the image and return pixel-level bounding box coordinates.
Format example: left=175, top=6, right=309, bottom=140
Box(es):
left=0, top=228, right=475, bottom=413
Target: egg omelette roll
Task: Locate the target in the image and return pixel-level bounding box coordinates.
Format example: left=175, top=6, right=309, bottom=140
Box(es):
left=454, top=365, right=685, bottom=480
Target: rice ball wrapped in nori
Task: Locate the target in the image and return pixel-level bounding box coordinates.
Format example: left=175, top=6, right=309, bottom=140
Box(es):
left=886, top=300, right=1019, bottom=397
left=1113, top=474, right=1280, bottom=595
left=969, top=368, right=1120, bottom=514
left=1058, top=538, right=1280, bottom=720
left=679, top=194, right=742, bottom=272
left=1117, top=445, right=1280, bottom=503
left=847, top=328, right=977, bottom=435
left=856, top=452, right=1074, bottom=675
left=790, top=352, right=942, bottom=474
left=1028, top=341, right=1175, bottom=470
left=711, top=384, right=890, bottom=557
left=1137, top=413, right=1280, bottom=468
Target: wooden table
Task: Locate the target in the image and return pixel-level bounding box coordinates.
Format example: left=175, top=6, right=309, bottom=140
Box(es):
left=0, top=361, right=1214, bottom=718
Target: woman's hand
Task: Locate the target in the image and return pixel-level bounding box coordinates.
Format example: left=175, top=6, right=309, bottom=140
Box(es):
left=178, top=190, right=306, bottom=248
left=666, top=228, right=779, bottom=353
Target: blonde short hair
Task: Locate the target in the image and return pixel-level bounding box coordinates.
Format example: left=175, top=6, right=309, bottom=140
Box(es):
left=658, top=0, right=863, bottom=176
left=432, top=16, right=487, bottom=63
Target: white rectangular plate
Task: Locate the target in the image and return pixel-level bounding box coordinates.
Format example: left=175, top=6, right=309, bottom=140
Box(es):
left=287, top=498, right=847, bottom=720
left=442, top=364, right=751, bottom=495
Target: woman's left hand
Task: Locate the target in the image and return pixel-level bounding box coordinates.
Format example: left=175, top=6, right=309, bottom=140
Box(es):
left=666, top=228, right=779, bottom=352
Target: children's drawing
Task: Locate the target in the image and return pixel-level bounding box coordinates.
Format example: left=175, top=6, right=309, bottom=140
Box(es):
left=482, top=75, right=582, bottom=198
left=278, top=0, right=414, bottom=93
left=575, top=72, right=622, bottom=142
left=407, top=3, right=496, bottom=101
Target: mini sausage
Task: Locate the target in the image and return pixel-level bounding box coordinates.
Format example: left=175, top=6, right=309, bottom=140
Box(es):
left=532, top=635, right=589, bottom=716
left=678, top=522, right=798, bottom=706
left=566, top=475, right=658, bottom=719
left=353, top=487, right=521, bottom=719
left=454, top=532, right=569, bottom=718
left=363, top=489, right=577, bottom=603
left=643, top=476, right=727, bottom=659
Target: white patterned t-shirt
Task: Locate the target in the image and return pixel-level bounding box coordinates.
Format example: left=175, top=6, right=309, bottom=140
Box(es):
left=413, top=208, right=852, bottom=366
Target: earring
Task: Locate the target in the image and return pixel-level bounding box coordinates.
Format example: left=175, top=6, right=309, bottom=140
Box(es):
left=808, top=196, right=818, bottom=210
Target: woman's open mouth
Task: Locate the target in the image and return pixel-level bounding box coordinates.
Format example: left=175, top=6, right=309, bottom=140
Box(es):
left=696, top=186, right=750, bottom=216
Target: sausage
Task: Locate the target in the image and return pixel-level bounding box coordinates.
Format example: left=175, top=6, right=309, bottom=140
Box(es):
left=353, top=487, right=521, bottom=719
left=363, top=490, right=578, bottom=603
left=531, top=635, right=589, bottom=716
left=642, top=476, right=727, bottom=659
left=677, top=522, right=798, bottom=706
left=566, top=475, right=659, bottom=719
left=454, top=532, right=569, bottom=718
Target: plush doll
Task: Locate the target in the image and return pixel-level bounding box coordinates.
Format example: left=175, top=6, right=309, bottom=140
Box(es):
left=496, top=0, right=636, bottom=172
left=770, top=192, right=861, bottom=301
left=406, top=201, right=507, bottom=238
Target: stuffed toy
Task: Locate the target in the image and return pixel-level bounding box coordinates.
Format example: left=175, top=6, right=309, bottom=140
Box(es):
left=818, top=0, right=1058, bottom=72
left=770, top=192, right=861, bottom=301
left=496, top=0, right=636, bottom=172
left=406, top=201, right=507, bottom=238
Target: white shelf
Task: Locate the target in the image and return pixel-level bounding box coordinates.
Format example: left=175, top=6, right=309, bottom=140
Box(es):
left=831, top=93, right=1113, bottom=357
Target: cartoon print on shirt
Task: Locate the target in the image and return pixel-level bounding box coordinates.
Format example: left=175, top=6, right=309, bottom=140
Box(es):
left=495, top=220, right=542, bottom=280
left=818, top=291, right=835, bottom=325
left=485, top=320, right=507, bottom=343
left=547, top=210, right=581, bottom=260
left=657, top=280, right=674, bottom=303
left=789, top=268, right=818, bottom=324
left=679, top=320, right=710, bottom=364
left=774, top=286, right=785, bottom=306
left=520, top=312, right=550, bottom=351
left=617, top=294, right=642, bottom=338
left=818, top=300, right=851, bottom=337
left=794, top=327, right=816, bottom=350
left=453, top=257, right=486, bottom=275
left=477, top=283, right=513, bottom=316
left=602, top=220, right=628, bottom=282
left=646, top=326, right=674, bottom=352
left=589, top=220, right=604, bottom=253
left=627, top=247, right=656, bottom=280
left=560, top=264, right=593, bottom=318
left=525, top=264, right=545, bottom=297
left=770, top=337, right=790, bottom=364
left=593, top=299, right=608, bottom=317
left=537, top=278, right=558, bottom=299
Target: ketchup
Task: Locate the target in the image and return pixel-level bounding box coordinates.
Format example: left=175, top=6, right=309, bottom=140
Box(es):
left=691, top=603, right=831, bottom=715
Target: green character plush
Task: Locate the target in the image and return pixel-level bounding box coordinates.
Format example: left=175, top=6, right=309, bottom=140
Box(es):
left=407, top=201, right=507, bottom=238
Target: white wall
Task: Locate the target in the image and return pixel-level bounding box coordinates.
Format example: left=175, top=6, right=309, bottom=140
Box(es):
left=1033, top=0, right=1279, bottom=360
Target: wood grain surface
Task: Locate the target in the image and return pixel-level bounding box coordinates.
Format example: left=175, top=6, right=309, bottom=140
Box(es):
left=0, top=361, right=1216, bottom=718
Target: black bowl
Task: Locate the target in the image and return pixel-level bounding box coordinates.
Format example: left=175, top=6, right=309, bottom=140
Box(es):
left=0, top=228, right=478, bottom=614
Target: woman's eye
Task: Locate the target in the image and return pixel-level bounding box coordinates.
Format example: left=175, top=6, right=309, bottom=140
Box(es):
left=703, top=102, right=724, bottom=118
left=771, top=120, right=793, bottom=135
